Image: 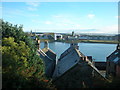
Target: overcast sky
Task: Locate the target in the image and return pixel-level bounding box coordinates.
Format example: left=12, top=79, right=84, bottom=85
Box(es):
left=2, top=2, right=119, bottom=34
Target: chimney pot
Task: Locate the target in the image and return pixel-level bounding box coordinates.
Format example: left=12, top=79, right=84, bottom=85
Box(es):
left=44, top=41, right=48, bottom=48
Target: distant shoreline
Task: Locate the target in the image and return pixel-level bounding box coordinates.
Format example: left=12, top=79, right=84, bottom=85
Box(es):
left=39, top=39, right=118, bottom=44
left=52, top=40, right=118, bottom=44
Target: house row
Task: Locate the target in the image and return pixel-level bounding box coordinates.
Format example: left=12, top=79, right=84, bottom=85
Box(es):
left=36, top=40, right=113, bottom=88
left=31, top=33, right=63, bottom=40
left=30, top=31, right=119, bottom=41
left=65, top=31, right=119, bottom=41
left=66, top=35, right=118, bottom=41
left=79, top=35, right=118, bottom=41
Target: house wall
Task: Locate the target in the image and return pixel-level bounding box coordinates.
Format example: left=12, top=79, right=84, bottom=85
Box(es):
left=53, top=62, right=106, bottom=88
left=106, top=49, right=119, bottom=78
left=54, top=33, right=63, bottom=40
left=116, top=65, right=120, bottom=77
left=95, top=62, right=106, bottom=70
left=53, top=63, right=93, bottom=88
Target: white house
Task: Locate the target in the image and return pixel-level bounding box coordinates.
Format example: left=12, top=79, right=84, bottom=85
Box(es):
left=54, top=33, right=63, bottom=40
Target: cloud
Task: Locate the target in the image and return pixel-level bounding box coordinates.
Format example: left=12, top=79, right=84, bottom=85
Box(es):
left=26, top=2, right=40, bottom=7
left=45, top=21, right=53, bottom=24
left=115, top=16, right=120, bottom=19
left=87, top=14, right=95, bottom=19
left=26, top=2, right=40, bottom=11
left=75, top=24, right=81, bottom=28
left=51, top=14, right=75, bottom=26
left=30, top=14, right=40, bottom=17
left=3, top=9, right=26, bottom=17
left=31, top=19, right=41, bottom=24
left=53, top=15, right=64, bottom=18
left=98, top=24, right=118, bottom=34
left=47, top=14, right=82, bottom=30
left=27, top=7, right=37, bottom=11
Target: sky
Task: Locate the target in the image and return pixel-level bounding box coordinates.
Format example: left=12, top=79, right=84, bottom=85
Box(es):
left=1, top=2, right=119, bottom=34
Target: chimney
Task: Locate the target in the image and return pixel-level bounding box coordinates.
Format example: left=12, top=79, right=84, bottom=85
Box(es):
left=117, top=44, right=120, bottom=50
left=36, top=39, right=40, bottom=50
left=86, top=56, right=92, bottom=62
left=72, top=31, right=74, bottom=36
left=37, top=40, right=40, bottom=50
left=44, top=41, right=48, bottom=48
left=70, top=40, right=79, bottom=50
left=117, top=44, right=120, bottom=59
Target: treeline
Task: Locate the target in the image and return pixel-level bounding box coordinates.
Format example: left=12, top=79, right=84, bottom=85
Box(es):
left=1, top=19, right=55, bottom=89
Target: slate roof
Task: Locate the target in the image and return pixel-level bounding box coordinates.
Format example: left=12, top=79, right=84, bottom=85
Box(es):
left=53, top=48, right=82, bottom=78
left=52, top=45, right=105, bottom=80
left=42, top=48, right=56, bottom=61
left=53, top=60, right=106, bottom=82
left=59, top=46, right=85, bottom=60
left=37, top=48, right=56, bottom=77
left=107, top=44, right=120, bottom=65
left=52, top=46, right=107, bottom=88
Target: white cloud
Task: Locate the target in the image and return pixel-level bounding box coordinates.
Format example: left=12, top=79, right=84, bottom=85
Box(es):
left=62, top=23, right=68, bottom=26
left=87, top=14, right=95, bottom=19
left=26, top=2, right=40, bottom=7
left=27, top=7, right=37, bottom=11
left=98, top=24, right=118, bottom=34
left=55, top=16, right=62, bottom=18
left=51, top=14, right=75, bottom=27
left=115, top=16, right=120, bottom=19
left=53, top=15, right=64, bottom=18
left=26, top=2, right=40, bottom=11
left=45, top=21, right=53, bottom=24
left=31, top=19, right=41, bottom=24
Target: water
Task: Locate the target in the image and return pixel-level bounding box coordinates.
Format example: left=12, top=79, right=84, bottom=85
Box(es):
left=40, top=42, right=117, bottom=62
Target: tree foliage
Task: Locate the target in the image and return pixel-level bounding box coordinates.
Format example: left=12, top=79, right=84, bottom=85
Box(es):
left=2, top=37, right=29, bottom=69
left=2, top=19, right=54, bottom=89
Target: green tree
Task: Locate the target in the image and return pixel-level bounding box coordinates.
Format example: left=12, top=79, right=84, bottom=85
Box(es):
left=2, top=37, right=30, bottom=88
left=2, top=37, right=30, bottom=69
left=2, top=20, right=55, bottom=89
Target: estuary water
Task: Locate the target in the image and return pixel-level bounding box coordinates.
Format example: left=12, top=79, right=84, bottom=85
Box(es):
left=40, top=42, right=117, bottom=62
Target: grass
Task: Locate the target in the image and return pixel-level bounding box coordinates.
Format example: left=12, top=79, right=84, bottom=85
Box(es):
left=36, top=38, right=118, bottom=44
left=83, top=40, right=118, bottom=44
left=56, top=40, right=118, bottom=44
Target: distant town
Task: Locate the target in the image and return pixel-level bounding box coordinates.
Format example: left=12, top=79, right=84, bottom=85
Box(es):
left=30, top=31, right=119, bottom=44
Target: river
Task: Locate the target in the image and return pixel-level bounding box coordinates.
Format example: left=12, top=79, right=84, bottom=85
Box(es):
left=40, top=42, right=117, bottom=62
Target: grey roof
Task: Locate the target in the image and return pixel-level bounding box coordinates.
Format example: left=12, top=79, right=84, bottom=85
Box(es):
left=59, top=46, right=85, bottom=60
left=37, top=49, right=56, bottom=77
left=42, top=48, right=56, bottom=61
left=53, top=55, right=106, bottom=84
left=107, top=44, right=120, bottom=65
left=53, top=48, right=82, bottom=78
left=52, top=46, right=105, bottom=79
